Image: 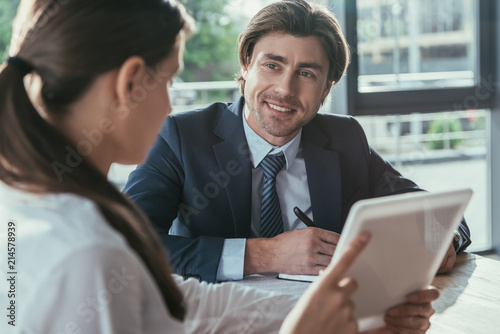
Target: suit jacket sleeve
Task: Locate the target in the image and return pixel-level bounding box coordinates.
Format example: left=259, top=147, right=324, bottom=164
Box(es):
left=124, top=117, right=224, bottom=283
left=351, top=118, right=471, bottom=252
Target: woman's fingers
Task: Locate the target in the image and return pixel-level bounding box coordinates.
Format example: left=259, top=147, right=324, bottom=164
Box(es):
left=321, top=232, right=371, bottom=286
left=385, top=314, right=431, bottom=331
left=387, top=303, right=435, bottom=318
left=406, top=287, right=440, bottom=303
left=383, top=287, right=439, bottom=333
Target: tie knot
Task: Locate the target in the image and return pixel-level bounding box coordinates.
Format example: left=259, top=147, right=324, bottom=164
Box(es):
left=260, top=153, right=286, bottom=180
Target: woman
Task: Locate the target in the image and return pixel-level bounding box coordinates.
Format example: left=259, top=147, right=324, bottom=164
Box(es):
left=0, top=0, right=437, bottom=333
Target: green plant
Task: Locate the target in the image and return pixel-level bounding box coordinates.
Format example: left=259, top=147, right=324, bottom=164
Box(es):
left=0, top=0, right=21, bottom=60
left=426, top=118, right=463, bottom=150
left=181, top=0, right=241, bottom=82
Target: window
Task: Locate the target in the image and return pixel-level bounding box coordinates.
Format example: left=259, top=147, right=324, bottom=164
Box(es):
left=357, top=0, right=477, bottom=93
left=355, top=110, right=490, bottom=251
left=336, top=0, right=497, bottom=252
left=344, top=0, right=495, bottom=115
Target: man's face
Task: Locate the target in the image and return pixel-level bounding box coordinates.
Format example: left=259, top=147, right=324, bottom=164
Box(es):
left=242, top=32, right=332, bottom=146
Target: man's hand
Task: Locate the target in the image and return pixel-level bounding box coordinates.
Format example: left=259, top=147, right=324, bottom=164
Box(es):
left=364, top=287, right=439, bottom=334
left=280, top=232, right=371, bottom=334
left=437, top=243, right=456, bottom=274
left=244, top=227, right=340, bottom=276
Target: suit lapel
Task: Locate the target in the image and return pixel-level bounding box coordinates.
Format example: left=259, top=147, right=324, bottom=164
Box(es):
left=212, top=98, right=253, bottom=237
left=302, top=121, right=343, bottom=233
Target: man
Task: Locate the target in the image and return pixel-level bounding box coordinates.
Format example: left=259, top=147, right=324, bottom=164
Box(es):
left=124, top=0, right=471, bottom=283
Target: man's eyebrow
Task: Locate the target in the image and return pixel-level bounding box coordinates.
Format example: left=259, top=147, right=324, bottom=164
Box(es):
left=263, top=53, right=288, bottom=64
left=297, top=62, right=324, bottom=71
left=263, top=53, right=324, bottom=72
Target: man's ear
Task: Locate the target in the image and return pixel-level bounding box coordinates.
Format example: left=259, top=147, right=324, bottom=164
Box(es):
left=322, top=80, right=334, bottom=101
left=241, top=66, right=248, bottom=80
left=115, top=56, right=146, bottom=107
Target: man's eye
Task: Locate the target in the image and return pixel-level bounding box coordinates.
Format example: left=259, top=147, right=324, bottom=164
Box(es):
left=267, top=63, right=278, bottom=70
left=299, top=71, right=314, bottom=78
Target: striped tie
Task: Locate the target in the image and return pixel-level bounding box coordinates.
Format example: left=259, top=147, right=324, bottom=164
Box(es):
left=259, top=153, right=286, bottom=237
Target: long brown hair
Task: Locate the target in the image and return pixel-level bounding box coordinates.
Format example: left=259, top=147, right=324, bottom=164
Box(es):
left=236, top=0, right=351, bottom=95
left=0, top=0, right=194, bottom=321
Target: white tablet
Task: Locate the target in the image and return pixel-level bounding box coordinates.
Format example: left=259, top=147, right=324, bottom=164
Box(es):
left=330, top=188, right=472, bottom=331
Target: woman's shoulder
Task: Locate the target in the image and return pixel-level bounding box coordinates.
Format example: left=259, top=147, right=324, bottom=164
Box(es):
left=1, top=184, right=124, bottom=244
left=0, top=184, right=131, bottom=275
left=0, top=185, right=180, bottom=332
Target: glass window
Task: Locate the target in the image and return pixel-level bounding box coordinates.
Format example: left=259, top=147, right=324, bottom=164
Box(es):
left=356, top=0, right=477, bottom=93
left=356, top=109, right=490, bottom=251
left=346, top=0, right=492, bottom=251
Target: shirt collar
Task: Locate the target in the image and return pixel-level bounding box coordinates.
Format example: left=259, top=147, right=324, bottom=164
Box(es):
left=242, top=106, right=302, bottom=170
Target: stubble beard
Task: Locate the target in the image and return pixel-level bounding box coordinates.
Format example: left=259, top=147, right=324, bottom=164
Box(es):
left=246, top=98, right=317, bottom=138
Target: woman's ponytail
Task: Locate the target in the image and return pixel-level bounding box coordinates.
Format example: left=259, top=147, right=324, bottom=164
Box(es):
left=0, top=0, right=194, bottom=321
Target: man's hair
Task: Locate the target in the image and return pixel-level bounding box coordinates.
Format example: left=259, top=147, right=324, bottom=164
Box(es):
left=236, top=0, right=350, bottom=95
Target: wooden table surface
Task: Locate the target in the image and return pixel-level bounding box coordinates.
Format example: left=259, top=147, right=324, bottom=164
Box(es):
left=237, top=253, right=500, bottom=334
left=428, top=253, right=500, bottom=333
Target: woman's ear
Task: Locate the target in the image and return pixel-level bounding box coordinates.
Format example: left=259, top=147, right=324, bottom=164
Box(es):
left=115, top=56, right=146, bottom=109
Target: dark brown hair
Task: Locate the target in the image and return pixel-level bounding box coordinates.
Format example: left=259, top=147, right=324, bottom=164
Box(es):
left=236, top=0, right=350, bottom=95
left=0, top=0, right=194, bottom=321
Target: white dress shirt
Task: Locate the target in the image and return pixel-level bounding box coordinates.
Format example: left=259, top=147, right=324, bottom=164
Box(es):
left=0, top=182, right=297, bottom=333
left=216, top=108, right=313, bottom=281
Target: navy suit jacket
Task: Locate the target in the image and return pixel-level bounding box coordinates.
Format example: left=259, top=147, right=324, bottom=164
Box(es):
left=124, top=97, right=471, bottom=283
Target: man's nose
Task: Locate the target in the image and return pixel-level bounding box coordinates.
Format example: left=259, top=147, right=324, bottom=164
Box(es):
left=274, top=72, right=296, bottom=97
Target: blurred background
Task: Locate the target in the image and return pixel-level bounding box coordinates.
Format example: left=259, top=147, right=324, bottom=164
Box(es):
left=1, top=0, right=497, bottom=256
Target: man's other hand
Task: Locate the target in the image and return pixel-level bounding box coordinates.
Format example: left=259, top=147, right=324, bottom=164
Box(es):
left=244, top=227, right=340, bottom=276
left=437, top=243, right=456, bottom=274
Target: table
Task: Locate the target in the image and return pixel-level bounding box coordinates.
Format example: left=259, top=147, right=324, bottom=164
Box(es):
left=237, top=253, right=500, bottom=334
left=429, top=253, right=500, bottom=333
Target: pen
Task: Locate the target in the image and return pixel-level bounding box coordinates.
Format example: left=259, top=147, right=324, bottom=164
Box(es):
left=293, top=206, right=316, bottom=227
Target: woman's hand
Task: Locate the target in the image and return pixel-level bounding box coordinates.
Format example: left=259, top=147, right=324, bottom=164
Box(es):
left=280, top=232, right=371, bottom=334
left=363, top=287, right=439, bottom=334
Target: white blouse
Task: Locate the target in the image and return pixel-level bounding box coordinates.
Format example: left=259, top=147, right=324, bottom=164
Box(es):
left=0, top=183, right=297, bottom=333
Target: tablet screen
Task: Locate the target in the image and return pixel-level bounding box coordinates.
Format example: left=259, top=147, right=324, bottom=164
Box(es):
left=330, top=189, right=472, bottom=331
